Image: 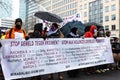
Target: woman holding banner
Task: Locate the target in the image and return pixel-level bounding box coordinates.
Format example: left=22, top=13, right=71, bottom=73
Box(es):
left=47, top=23, right=64, bottom=80
left=66, top=27, right=80, bottom=77
left=112, top=37, right=120, bottom=70
left=29, top=23, right=45, bottom=80
left=84, top=25, right=97, bottom=74
left=95, top=28, right=108, bottom=73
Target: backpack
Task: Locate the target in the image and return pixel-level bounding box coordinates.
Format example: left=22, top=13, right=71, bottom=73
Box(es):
left=9, top=28, right=25, bottom=38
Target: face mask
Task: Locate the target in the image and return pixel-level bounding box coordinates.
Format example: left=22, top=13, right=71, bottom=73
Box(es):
left=16, top=24, right=21, bottom=29
left=51, top=27, right=55, bottom=31
left=100, top=31, right=104, bottom=34
left=106, top=34, right=110, bottom=37
left=94, top=29, right=97, bottom=33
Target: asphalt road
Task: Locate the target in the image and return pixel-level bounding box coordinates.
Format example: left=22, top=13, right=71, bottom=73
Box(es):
left=52, top=70, right=120, bottom=80
left=1, top=69, right=120, bottom=80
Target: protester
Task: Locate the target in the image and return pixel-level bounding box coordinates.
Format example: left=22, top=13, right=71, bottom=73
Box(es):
left=47, top=23, right=64, bottom=80
left=66, top=27, right=79, bottom=77
left=1, top=32, right=6, bottom=39
left=95, top=28, right=108, bottom=73
left=29, top=23, right=44, bottom=80
left=112, top=37, right=120, bottom=70
left=67, top=27, right=79, bottom=38
left=29, top=23, right=43, bottom=38
left=97, top=28, right=105, bottom=37
left=4, top=18, right=28, bottom=80
left=105, top=31, right=113, bottom=43
left=105, top=31, right=111, bottom=38
left=5, top=18, right=27, bottom=39
left=47, top=23, right=64, bottom=38
left=84, top=25, right=97, bottom=38
left=42, top=27, right=48, bottom=36
left=84, top=25, right=97, bottom=75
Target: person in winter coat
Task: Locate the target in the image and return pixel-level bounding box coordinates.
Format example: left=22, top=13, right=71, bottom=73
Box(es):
left=112, top=37, right=120, bottom=70
left=66, top=27, right=80, bottom=77
left=47, top=23, right=64, bottom=80
left=84, top=25, right=97, bottom=38
left=29, top=23, right=43, bottom=38
left=97, top=28, right=105, bottom=37
left=84, top=25, right=97, bottom=75
left=105, top=31, right=111, bottom=42
left=95, top=28, right=108, bottom=73
left=47, top=23, right=64, bottom=38
left=5, top=18, right=27, bottom=39
left=29, top=23, right=44, bottom=80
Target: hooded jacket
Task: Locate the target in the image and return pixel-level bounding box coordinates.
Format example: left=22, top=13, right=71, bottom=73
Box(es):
left=84, top=25, right=97, bottom=38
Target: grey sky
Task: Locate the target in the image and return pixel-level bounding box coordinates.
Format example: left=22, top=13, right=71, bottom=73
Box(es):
left=12, top=0, right=19, bottom=19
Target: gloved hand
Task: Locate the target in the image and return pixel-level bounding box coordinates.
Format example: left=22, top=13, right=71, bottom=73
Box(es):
left=94, top=36, right=97, bottom=39
left=0, top=42, right=2, bottom=48
left=25, top=36, right=30, bottom=40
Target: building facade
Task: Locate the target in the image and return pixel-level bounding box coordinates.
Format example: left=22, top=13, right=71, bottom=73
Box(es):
left=103, top=0, right=120, bottom=37
left=78, top=0, right=120, bottom=37
left=25, top=0, right=40, bottom=31
left=19, top=0, right=26, bottom=22
left=0, top=18, right=14, bottom=28
left=40, top=0, right=78, bottom=18
left=25, top=0, right=78, bottom=31
left=25, top=0, right=48, bottom=31
left=0, top=0, right=12, bottom=18
left=25, top=0, right=120, bottom=37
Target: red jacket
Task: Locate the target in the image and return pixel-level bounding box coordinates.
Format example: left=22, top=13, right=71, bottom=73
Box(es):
left=84, top=25, right=97, bottom=38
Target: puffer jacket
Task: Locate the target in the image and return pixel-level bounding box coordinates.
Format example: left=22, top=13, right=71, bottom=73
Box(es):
left=84, top=25, right=97, bottom=38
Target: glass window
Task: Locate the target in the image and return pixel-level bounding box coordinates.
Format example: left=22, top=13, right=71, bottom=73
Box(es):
left=95, top=10, right=98, bottom=14
left=80, top=5, right=82, bottom=10
left=89, top=3, right=92, bottom=7
left=111, top=25, right=116, bottom=30
left=84, top=12, right=87, bottom=17
left=84, top=20, right=87, bottom=23
left=105, top=0, right=109, bottom=2
left=100, top=18, right=103, bottom=23
left=105, top=25, right=109, bottom=30
left=95, top=1, right=97, bottom=5
left=111, top=5, right=116, bottom=11
left=111, top=14, right=116, bottom=20
left=84, top=4, right=87, bottom=9
left=105, top=6, right=109, bottom=12
left=100, top=8, right=103, bottom=13
left=89, top=11, right=92, bottom=16
left=105, top=16, right=109, bottom=21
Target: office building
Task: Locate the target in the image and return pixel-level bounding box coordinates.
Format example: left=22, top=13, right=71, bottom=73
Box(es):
left=0, top=18, right=14, bottom=28
left=0, top=0, right=12, bottom=18
left=26, top=0, right=120, bottom=37
left=78, top=0, right=120, bottom=37
left=19, top=0, right=26, bottom=22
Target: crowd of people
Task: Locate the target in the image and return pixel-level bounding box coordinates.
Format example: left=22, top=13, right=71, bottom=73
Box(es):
left=0, top=18, right=120, bottom=80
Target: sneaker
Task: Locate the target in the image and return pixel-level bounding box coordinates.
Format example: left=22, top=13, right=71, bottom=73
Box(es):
left=95, top=70, right=101, bottom=73
left=116, top=66, right=120, bottom=70
left=106, top=68, right=110, bottom=71
left=100, top=69, right=105, bottom=73
left=58, top=76, right=63, bottom=80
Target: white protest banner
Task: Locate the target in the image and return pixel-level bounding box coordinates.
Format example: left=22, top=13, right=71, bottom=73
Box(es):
left=1, top=38, right=114, bottom=80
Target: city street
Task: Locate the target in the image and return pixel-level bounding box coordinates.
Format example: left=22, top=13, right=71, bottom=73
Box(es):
left=52, top=70, right=120, bottom=80
left=39, top=70, right=120, bottom=80
left=1, top=69, right=120, bottom=80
